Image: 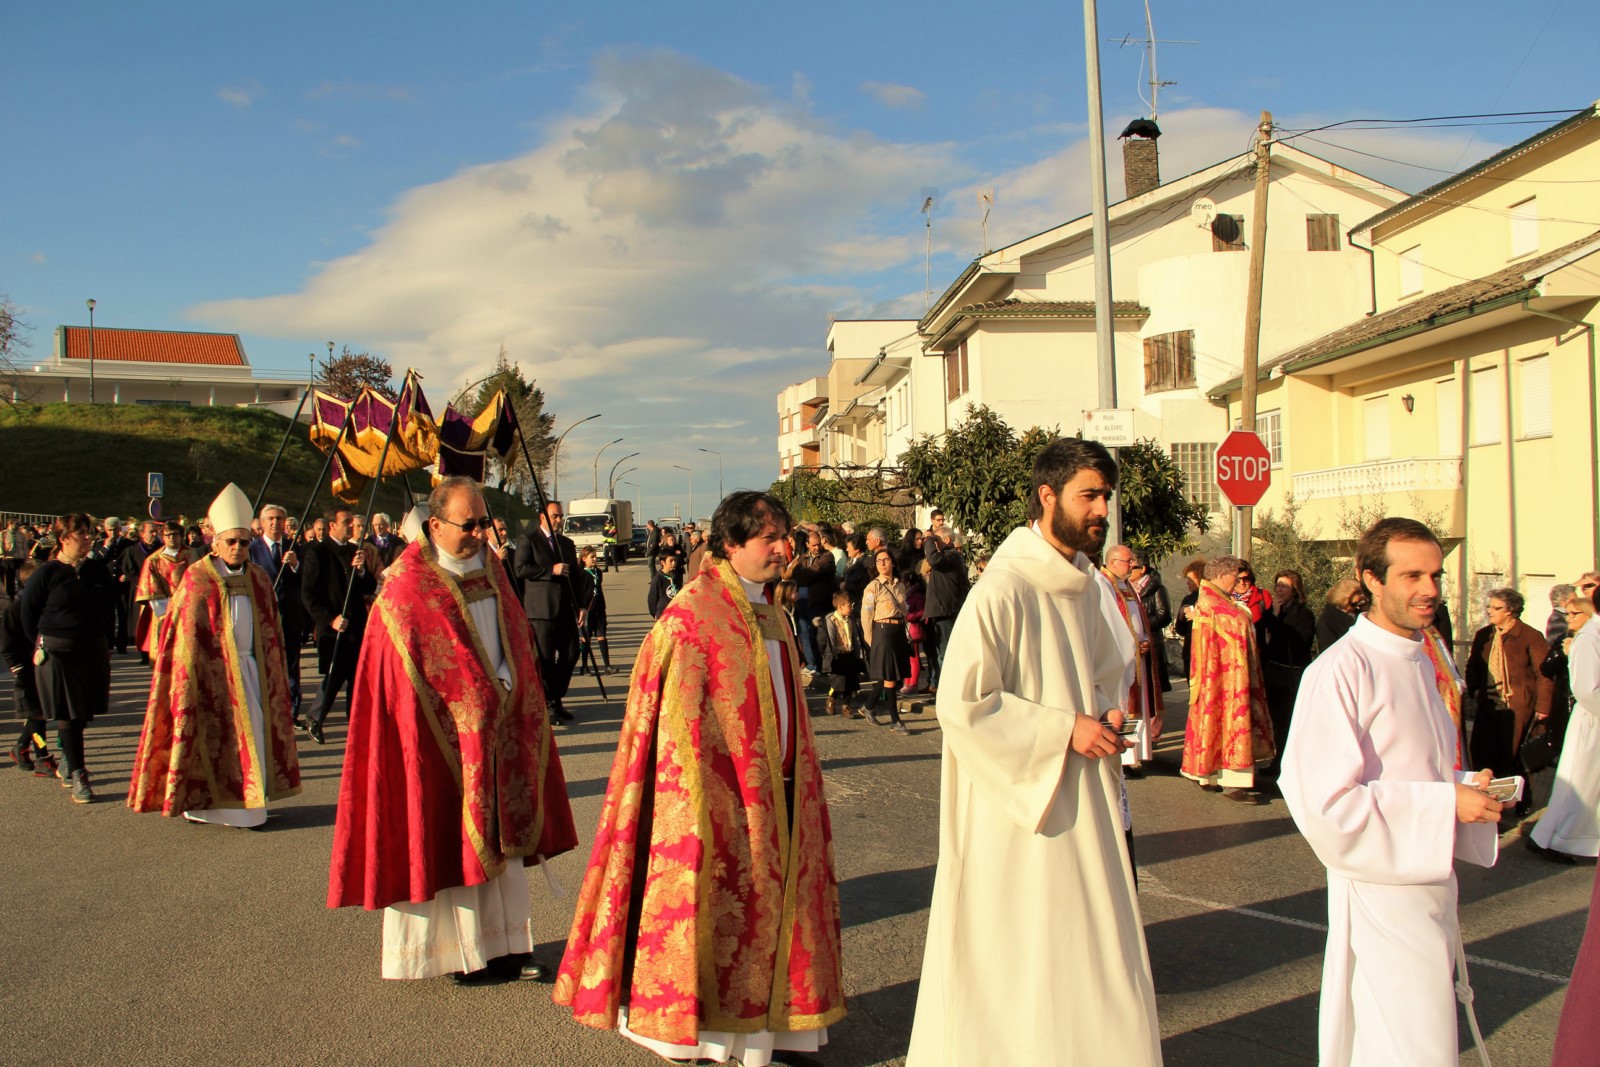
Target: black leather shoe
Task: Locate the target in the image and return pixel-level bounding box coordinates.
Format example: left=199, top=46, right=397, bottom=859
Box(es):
left=449, top=968, right=495, bottom=986
left=552, top=704, right=574, bottom=724
left=308, top=720, right=326, bottom=745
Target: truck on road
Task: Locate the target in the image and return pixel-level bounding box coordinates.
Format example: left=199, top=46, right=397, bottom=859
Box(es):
left=564, top=498, right=634, bottom=566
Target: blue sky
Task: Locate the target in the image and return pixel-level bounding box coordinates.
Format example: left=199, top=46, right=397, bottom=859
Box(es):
left=4, top=2, right=1594, bottom=521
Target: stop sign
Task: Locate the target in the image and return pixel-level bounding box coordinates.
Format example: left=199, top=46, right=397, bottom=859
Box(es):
left=1214, top=430, right=1272, bottom=507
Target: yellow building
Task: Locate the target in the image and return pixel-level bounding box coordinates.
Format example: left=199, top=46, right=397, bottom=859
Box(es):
left=1214, top=103, right=1600, bottom=633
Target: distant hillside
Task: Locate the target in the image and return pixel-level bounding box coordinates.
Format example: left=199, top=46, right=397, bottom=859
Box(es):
left=0, top=403, right=536, bottom=528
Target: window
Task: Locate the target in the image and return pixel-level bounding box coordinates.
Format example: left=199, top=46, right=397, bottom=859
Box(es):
left=1365, top=396, right=1391, bottom=460
left=1143, top=330, right=1196, bottom=392
left=1212, top=213, right=1246, bottom=252
left=1169, top=442, right=1221, bottom=513
left=1306, top=214, right=1341, bottom=251
left=1436, top=378, right=1460, bottom=456
left=1520, top=354, right=1552, bottom=438
left=944, top=340, right=970, bottom=402
left=1255, top=410, right=1283, bottom=467
left=1471, top=366, right=1502, bottom=445
left=1510, top=198, right=1538, bottom=259
left=1400, top=245, right=1423, bottom=296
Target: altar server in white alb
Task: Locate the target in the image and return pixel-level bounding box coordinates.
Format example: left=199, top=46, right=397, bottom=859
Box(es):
left=1529, top=594, right=1600, bottom=861
left=908, top=437, right=1160, bottom=1066
left=1280, top=517, right=1503, bottom=1067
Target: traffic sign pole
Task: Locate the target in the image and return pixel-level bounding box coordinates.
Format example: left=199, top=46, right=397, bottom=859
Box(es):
left=1214, top=430, right=1272, bottom=561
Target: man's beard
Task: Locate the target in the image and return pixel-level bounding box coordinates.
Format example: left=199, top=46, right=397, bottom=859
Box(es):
left=1050, top=501, right=1107, bottom=553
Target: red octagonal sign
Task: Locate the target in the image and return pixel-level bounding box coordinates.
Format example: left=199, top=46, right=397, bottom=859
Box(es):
left=1214, top=430, right=1272, bottom=507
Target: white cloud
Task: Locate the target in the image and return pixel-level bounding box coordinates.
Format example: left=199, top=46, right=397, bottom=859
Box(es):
left=218, top=82, right=261, bottom=108
left=861, top=81, right=926, bottom=110
left=188, top=53, right=1477, bottom=505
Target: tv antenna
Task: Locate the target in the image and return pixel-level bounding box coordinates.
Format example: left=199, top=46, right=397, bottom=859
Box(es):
left=978, top=189, right=994, bottom=255
left=1110, top=0, right=1195, bottom=121
left=920, top=187, right=939, bottom=313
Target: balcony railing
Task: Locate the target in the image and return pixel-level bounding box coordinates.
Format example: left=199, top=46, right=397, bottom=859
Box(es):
left=1292, top=456, right=1462, bottom=501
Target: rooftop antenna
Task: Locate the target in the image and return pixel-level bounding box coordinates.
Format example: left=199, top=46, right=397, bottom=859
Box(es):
left=1111, top=0, right=1194, bottom=121
left=920, top=187, right=939, bottom=313
left=978, top=189, right=994, bottom=255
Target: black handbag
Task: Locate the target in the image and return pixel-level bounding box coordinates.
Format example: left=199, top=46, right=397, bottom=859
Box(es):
left=1519, top=718, right=1561, bottom=774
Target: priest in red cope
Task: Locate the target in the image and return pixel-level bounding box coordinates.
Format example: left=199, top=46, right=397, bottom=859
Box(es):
left=328, top=476, right=578, bottom=983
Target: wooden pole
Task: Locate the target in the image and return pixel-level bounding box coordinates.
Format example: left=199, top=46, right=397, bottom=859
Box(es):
left=1235, top=110, right=1272, bottom=561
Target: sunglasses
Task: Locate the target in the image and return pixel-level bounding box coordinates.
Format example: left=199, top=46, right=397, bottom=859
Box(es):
left=438, top=516, right=494, bottom=532
left=218, top=537, right=251, bottom=547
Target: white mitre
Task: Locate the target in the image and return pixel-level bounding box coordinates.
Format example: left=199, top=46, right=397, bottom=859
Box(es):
left=399, top=504, right=430, bottom=543
left=208, top=483, right=254, bottom=535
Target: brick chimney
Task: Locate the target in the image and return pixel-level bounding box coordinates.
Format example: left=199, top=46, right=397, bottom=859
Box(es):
left=1123, top=137, right=1160, bottom=199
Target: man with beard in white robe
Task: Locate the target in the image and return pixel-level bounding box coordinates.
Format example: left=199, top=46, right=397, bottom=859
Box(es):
left=909, top=438, right=1161, bottom=1067
left=1281, top=517, right=1503, bottom=1067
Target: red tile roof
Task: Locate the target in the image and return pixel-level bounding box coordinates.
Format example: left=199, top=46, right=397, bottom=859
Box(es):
left=61, top=327, right=248, bottom=367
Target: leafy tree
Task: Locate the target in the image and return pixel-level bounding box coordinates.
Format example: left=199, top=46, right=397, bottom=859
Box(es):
left=900, top=405, right=1054, bottom=553
left=448, top=345, right=558, bottom=503
left=767, top=467, right=908, bottom=536
left=1118, top=438, right=1211, bottom=565
left=316, top=345, right=396, bottom=400
left=1250, top=496, right=1347, bottom=615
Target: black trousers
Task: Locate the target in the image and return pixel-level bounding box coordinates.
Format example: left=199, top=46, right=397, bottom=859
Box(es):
left=529, top=616, right=580, bottom=705
left=309, top=628, right=361, bottom=726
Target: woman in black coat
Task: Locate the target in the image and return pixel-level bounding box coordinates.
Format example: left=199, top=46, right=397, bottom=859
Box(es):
left=1262, top=569, right=1318, bottom=769
left=3, top=558, right=52, bottom=775
left=18, top=514, right=116, bottom=803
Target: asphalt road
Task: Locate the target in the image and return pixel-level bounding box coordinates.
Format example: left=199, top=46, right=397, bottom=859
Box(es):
left=0, top=561, right=1588, bottom=1066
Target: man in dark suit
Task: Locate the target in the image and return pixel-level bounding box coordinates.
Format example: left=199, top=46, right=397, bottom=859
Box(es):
left=513, top=501, right=587, bottom=724
left=250, top=503, right=305, bottom=722
left=299, top=506, right=376, bottom=744
left=118, top=522, right=158, bottom=660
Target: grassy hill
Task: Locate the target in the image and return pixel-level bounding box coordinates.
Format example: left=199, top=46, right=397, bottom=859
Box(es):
left=0, top=403, right=537, bottom=529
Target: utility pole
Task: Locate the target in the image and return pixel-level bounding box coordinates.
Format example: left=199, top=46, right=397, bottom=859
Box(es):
left=1083, top=0, right=1121, bottom=549
left=1234, top=109, right=1273, bottom=561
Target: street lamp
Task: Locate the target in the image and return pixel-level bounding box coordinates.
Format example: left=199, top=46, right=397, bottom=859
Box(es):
left=552, top=413, right=601, bottom=503
left=593, top=437, right=624, bottom=497
left=697, top=447, right=724, bottom=502
left=672, top=463, right=693, bottom=524
left=610, top=465, right=638, bottom=498
left=85, top=299, right=96, bottom=404
left=620, top=480, right=640, bottom=520
left=606, top=452, right=640, bottom=497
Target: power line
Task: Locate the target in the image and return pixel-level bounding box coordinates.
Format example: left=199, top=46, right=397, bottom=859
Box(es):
left=1274, top=108, right=1582, bottom=139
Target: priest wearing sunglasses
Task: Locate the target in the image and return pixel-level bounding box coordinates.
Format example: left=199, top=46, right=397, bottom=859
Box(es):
left=328, top=475, right=578, bottom=983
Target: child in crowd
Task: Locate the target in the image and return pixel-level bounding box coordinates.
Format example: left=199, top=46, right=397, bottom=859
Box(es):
left=818, top=590, right=864, bottom=718
left=647, top=552, right=681, bottom=619
left=578, top=546, right=613, bottom=674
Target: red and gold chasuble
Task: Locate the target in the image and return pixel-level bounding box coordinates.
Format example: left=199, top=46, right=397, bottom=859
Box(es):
left=127, top=557, right=301, bottom=814
left=1181, top=581, right=1274, bottom=779
left=327, top=540, right=578, bottom=910
left=133, top=550, right=191, bottom=654
left=554, top=560, right=846, bottom=1046
left=1422, top=625, right=1465, bottom=770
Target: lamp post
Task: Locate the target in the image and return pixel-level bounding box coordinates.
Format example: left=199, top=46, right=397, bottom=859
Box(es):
left=308, top=352, right=316, bottom=386
left=592, top=437, right=623, bottom=497
left=697, top=447, right=723, bottom=502
left=610, top=465, right=637, bottom=498
left=85, top=299, right=97, bottom=404
left=552, top=413, right=601, bottom=503
left=620, top=480, right=640, bottom=520
left=606, top=452, right=640, bottom=498
left=672, top=463, right=693, bottom=524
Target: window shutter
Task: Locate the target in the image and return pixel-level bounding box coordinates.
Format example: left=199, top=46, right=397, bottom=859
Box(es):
left=1436, top=379, right=1460, bottom=455
left=1471, top=367, right=1501, bottom=445
left=1520, top=355, right=1552, bottom=437
left=1365, top=396, right=1390, bottom=460
left=1306, top=214, right=1341, bottom=251
left=1510, top=199, right=1538, bottom=259
left=1400, top=246, right=1423, bottom=296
